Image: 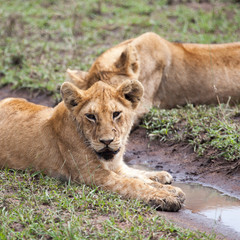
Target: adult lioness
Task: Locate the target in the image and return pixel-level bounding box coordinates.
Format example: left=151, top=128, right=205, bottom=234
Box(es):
left=67, top=32, right=240, bottom=125
left=0, top=80, right=184, bottom=211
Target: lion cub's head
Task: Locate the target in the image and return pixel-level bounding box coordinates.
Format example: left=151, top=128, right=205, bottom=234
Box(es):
left=61, top=80, right=143, bottom=161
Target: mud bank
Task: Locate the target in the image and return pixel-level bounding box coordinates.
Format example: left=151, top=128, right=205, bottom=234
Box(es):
left=126, top=128, right=240, bottom=198
left=126, top=128, right=240, bottom=240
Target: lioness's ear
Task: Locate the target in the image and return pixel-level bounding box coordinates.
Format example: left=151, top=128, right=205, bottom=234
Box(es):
left=117, top=80, right=144, bottom=109
left=61, top=82, right=84, bottom=110
left=115, top=45, right=140, bottom=78
left=66, top=69, right=88, bottom=90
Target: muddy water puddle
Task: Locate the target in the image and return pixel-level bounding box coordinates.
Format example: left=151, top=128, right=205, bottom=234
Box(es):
left=129, top=164, right=240, bottom=233
left=174, top=182, right=240, bottom=233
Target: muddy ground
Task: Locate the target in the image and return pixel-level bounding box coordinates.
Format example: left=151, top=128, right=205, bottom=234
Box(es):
left=1, top=86, right=240, bottom=239
left=126, top=128, right=240, bottom=198
left=126, top=128, right=240, bottom=240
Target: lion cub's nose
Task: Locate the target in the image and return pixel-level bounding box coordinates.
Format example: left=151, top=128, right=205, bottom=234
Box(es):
left=100, top=138, right=113, bottom=145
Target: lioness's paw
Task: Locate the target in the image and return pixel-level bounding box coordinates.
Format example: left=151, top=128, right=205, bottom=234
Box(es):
left=148, top=171, right=173, bottom=184
left=148, top=193, right=183, bottom=212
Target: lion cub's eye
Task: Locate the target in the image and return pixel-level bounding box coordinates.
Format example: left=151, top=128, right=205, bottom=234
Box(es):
left=113, top=111, right=121, bottom=120
left=85, top=114, right=96, bottom=122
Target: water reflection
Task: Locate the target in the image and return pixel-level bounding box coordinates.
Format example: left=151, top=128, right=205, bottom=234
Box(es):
left=174, top=182, right=240, bottom=232
left=129, top=163, right=240, bottom=232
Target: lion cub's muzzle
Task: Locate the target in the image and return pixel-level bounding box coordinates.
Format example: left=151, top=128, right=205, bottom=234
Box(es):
left=96, top=147, right=120, bottom=161
left=95, top=138, right=120, bottom=160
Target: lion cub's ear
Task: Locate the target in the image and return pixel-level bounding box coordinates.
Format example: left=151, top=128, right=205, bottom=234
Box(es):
left=66, top=69, right=88, bottom=90
left=61, top=82, right=84, bottom=110
left=115, top=45, right=140, bottom=78
left=117, top=80, right=144, bottom=109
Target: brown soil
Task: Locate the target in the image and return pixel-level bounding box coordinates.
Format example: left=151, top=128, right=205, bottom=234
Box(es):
left=126, top=128, right=240, bottom=198
left=1, top=86, right=240, bottom=239
left=0, top=85, right=56, bottom=107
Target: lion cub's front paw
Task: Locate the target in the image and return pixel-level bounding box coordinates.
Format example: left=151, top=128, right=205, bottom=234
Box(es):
left=148, top=171, right=173, bottom=184
left=150, top=182, right=185, bottom=204
left=163, top=185, right=185, bottom=204
left=148, top=192, right=183, bottom=212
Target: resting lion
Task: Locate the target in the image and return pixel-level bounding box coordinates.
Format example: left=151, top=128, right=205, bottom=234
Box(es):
left=0, top=80, right=185, bottom=211
left=67, top=32, right=240, bottom=125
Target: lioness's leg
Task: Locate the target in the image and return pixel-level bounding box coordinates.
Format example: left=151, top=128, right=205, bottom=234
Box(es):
left=85, top=168, right=184, bottom=212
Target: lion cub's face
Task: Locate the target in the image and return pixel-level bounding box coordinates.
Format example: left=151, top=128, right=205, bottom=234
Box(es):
left=61, top=80, right=143, bottom=161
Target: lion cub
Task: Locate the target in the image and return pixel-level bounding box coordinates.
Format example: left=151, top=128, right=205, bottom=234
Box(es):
left=0, top=80, right=185, bottom=211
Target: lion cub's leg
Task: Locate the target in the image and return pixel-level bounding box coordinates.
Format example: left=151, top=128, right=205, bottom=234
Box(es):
left=113, top=164, right=184, bottom=203
left=117, top=163, right=173, bottom=184
left=149, top=182, right=185, bottom=204
left=90, top=169, right=183, bottom=212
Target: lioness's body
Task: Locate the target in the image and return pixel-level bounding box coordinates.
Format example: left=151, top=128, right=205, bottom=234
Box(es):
left=68, top=32, right=240, bottom=123
left=0, top=81, right=184, bottom=211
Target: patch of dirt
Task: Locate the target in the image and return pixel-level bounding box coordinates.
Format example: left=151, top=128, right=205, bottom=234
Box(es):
left=166, top=0, right=215, bottom=11
left=126, top=128, right=240, bottom=197
left=10, top=222, right=25, bottom=232
left=0, top=85, right=56, bottom=107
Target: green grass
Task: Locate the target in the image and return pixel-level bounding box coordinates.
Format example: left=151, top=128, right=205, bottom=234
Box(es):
left=0, top=169, right=216, bottom=239
left=0, top=0, right=240, bottom=93
left=1, top=0, right=240, bottom=238
left=143, top=104, right=240, bottom=163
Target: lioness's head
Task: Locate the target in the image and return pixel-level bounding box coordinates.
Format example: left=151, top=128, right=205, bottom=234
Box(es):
left=61, top=80, right=143, bottom=161
left=66, top=44, right=140, bottom=90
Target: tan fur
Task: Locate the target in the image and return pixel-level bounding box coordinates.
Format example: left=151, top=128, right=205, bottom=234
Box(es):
left=0, top=81, right=185, bottom=211
left=68, top=32, right=240, bottom=124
